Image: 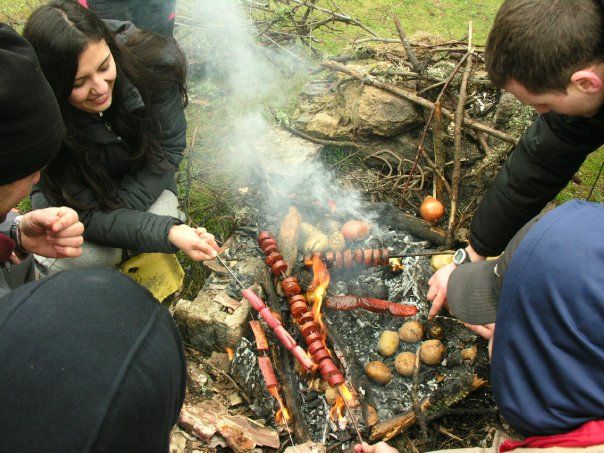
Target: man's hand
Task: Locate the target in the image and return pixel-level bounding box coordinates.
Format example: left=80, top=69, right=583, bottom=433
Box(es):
left=354, top=442, right=398, bottom=453
left=168, top=224, right=221, bottom=261
left=427, top=262, right=456, bottom=319
left=19, top=207, right=84, bottom=258
left=427, top=245, right=486, bottom=319
left=464, top=323, right=495, bottom=358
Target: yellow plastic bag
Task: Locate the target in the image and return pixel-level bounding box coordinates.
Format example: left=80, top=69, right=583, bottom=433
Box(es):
left=121, top=253, right=184, bottom=302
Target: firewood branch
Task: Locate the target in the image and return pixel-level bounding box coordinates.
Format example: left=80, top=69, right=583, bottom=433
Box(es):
left=319, top=60, right=517, bottom=144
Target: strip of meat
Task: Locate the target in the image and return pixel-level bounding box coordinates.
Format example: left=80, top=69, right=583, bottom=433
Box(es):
left=326, top=295, right=418, bottom=317
left=258, top=356, right=278, bottom=388
left=388, top=303, right=419, bottom=317
left=249, top=320, right=269, bottom=351
left=324, top=295, right=360, bottom=310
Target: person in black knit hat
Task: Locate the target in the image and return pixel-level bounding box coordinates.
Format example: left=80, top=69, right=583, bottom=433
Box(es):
left=0, top=23, right=186, bottom=452
left=0, top=22, right=84, bottom=295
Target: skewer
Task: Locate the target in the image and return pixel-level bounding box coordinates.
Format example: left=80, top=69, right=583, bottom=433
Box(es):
left=390, top=250, right=453, bottom=258
left=338, top=386, right=364, bottom=445
left=282, top=417, right=295, bottom=447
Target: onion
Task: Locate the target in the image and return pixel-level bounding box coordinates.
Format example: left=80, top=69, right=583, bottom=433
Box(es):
left=420, top=197, right=445, bottom=222
left=341, top=220, right=371, bottom=241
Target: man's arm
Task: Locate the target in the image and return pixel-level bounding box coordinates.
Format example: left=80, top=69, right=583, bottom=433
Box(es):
left=469, top=112, right=602, bottom=257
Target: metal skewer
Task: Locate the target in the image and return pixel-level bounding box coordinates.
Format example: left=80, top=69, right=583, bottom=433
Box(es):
left=338, top=387, right=364, bottom=445
left=390, top=250, right=453, bottom=259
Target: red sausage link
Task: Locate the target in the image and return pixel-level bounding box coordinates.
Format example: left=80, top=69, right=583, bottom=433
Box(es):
left=265, top=252, right=283, bottom=267
left=249, top=320, right=269, bottom=351
left=258, top=356, right=278, bottom=388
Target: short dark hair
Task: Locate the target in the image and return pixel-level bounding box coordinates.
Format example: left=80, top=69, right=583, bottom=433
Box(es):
left=485, top=0, right=604, bottom=93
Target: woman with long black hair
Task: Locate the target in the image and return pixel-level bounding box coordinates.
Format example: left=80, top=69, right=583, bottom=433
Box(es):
left=23, top=0, right=219, bottom=273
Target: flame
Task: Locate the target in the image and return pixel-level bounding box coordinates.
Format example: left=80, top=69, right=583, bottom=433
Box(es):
left=268, top=387, right=292, bottom=424
left=390, top=258, right=404, bottom=272
left=225, top=348, right=234, bottom=361
left=307, top=254, right=330, bottom=338
left=329, top=394, right=346, bottom=422
left=329, top=385, right=355, bottom=425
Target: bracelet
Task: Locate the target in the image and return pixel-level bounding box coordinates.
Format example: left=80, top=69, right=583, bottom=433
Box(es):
left=9, top=215, right=27, bottom=256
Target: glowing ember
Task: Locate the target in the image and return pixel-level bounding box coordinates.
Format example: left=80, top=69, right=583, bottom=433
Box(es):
left=268, top=387, right=292, bottom=424
left=390, top=257, right=404, bottom=272
left=225, top=348, right=234, bottom=361
left=307, top=254, right=330, bottom=338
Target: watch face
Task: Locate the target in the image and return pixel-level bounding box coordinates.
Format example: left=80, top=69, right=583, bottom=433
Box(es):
left=453, top=248, right=467, bottom=265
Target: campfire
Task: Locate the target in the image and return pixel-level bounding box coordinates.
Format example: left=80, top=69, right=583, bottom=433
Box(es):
left=172, top=200, right=488, bottom=451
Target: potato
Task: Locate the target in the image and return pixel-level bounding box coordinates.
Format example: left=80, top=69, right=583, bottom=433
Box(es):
left=366, top=405, right=379, bottom=427
left=426, top=320, right=445, bottom=340
left=300, top=223, right=318, bottom=238
left=431, top=253, right=454, bottom=271
left=365, top=361, right=392, bottom=385
left=303, top=231, right=329, bottom=254
left=378, top=331, right=400, bottom=357
left=324, top=386, right=338, bottom=405
left=398, top=321, right=424, bottom=343
left=394, top=352, right=416, bottom=377
left=328, top=231, right=346, bottom=252
left=341, top=220, right=371, bottom=241
left=461, top=345, right=478, bottom=364
left=420, top=339, right=446, bottom=366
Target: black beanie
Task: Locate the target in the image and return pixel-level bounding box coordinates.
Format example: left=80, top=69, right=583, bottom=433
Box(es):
left=0, top=23, right=63, bottom=185
left=0, top=267, right=186, bottom=452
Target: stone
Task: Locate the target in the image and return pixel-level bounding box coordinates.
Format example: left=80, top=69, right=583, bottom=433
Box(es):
left=355, top=86, right=421, bottom=137
left=306, top=111, right=352, bottom=139
left=174, top=291, right=250, bottom=354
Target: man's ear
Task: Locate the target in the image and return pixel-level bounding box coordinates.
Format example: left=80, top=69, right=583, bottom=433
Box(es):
left=570, top=69, right=603, bottom=93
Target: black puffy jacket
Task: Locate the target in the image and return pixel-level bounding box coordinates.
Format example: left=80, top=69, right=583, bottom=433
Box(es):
left=32, top=21, right=186, bottom=253
left=469, top=108, right=604, bottom=257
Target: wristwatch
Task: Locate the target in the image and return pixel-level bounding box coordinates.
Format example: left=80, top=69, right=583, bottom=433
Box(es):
left=9, top=215, right=27, bottom=256
left=453, top=248, right=472, bottom=266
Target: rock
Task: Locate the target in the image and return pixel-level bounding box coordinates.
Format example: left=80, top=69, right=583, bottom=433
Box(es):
left=174, top=285, right=252, bottom=354
left=306, top=111, right=352, bottom=139
left=355, top=86, right=421, bottom=137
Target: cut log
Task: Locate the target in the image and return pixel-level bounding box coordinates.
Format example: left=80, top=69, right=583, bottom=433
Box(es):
left=278, top=206, right=302, bottom=276
left=368, top=202, right=447, bottom=246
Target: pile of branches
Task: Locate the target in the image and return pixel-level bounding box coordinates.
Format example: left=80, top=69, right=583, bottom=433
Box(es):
left=238, top=1, right=526, bottom=246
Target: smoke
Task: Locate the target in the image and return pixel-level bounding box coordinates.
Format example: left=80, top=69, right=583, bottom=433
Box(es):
left=184, top=0, right=374, bottom=224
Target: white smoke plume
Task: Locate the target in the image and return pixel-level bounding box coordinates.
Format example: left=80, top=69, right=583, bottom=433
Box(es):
left=183, top=0, right=374, bottom=224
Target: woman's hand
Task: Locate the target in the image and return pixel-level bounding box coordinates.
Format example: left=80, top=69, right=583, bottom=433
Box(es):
left=354, top=442, right=398, bottom=453
left=19, top=207, right=84, bottom=258
left=168, top=224, right=220, bottom=261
